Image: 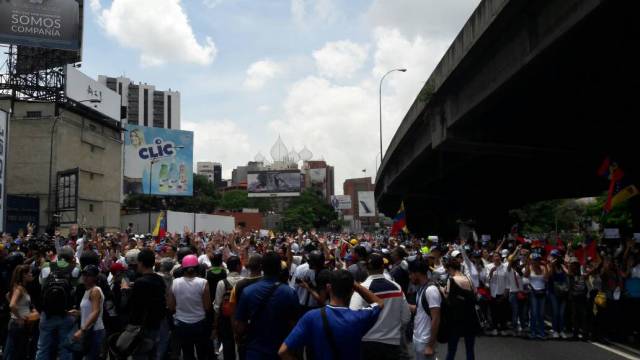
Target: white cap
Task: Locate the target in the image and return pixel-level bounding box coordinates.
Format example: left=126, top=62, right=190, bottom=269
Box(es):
left=451, top=250, right=461, bottom=258
left=501, top=249, right=509, bottom=257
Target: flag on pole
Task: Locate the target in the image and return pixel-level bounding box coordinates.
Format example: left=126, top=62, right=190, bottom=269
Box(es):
left=152, top=211, right=167, bottom=239
left=391, top=202, right=409, bottom=236
left=598, top=157, right=638, bottom=214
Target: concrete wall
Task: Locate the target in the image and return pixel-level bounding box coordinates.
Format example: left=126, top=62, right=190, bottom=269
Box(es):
left=1, top=100, right=123, bottom=232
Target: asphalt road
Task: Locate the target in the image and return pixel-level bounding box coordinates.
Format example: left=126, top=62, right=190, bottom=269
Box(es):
left=437, top=336, right=640, bottom=360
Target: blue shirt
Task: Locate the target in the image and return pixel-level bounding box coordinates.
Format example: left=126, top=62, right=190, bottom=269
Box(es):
left=235, top=277, right=299, bottom=359
left=284, top=304, right=381, bottom=360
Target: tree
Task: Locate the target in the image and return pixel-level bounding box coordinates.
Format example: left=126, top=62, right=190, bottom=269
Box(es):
left=220, top=190, right=249, bottom=211
left=279, top=189, right=337, bottom=231
left=123, top=174, right=220, bottom=213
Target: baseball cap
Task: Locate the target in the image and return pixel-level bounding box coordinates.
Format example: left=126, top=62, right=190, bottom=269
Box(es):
left=500, top=249, right=509, bottom=258
left=550, top=249, right=562, bottom=258
left=451, top=250, right=462, bottom=258
left=531, top=253, right=542, bottom=261
left=350, top=239, right=358, bottom=246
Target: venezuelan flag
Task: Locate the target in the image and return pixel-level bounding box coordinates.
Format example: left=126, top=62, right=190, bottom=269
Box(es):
left=152, top=211, right=167, bottom=239
left=391, top=202, right=409, bottom=236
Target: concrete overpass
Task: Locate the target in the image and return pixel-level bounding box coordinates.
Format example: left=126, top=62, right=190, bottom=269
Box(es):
left=375, top=0, right=640, bottom=236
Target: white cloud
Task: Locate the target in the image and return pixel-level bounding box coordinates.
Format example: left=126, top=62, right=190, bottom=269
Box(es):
left=367, top=0, right=480, bottom=39
left=244, top=59, right=282, bottom=90
left=313, top=40, right=368, bottom=80
left=257, top=105, right=271, bottom=113
left=291, top=0, right=338, bottom=27
left=270, top=76, right=379, bottom=193
left=183, top=120, right=252, bottom=179
left=92, top=0, right=217, bottom=67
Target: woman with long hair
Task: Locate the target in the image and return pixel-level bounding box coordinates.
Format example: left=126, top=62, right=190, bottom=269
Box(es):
left=4, top=264, right=38, bottom=360
left=169, top=254, right=211, bottom=360
left=525, top=252, right=550, bottom=339
left=443, top=255, right=481, bottom=360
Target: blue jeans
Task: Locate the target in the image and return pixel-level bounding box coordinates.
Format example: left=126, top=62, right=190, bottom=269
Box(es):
left=549, top=293, right=566, bottom=333
left=529, top=293, right=546, bottom=337
left=35, top=313, right=75, bottom=360
left=81, top=329, right=105, bottom=360
left=446, top=335, right=475, bottom=360
left=4, top=319, right=29, bottom=360
left=509, top=292, right=529, bottom=330
left=413, top=341, right=437, bottom=360
left=156, top=318, right=171, bottom=360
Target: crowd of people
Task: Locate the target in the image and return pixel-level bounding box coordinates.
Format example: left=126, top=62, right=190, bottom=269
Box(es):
left=0, top=223, right=639, bottom=360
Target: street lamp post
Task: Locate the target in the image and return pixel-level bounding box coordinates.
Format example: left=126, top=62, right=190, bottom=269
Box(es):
left=379, top=68, right=407, bottom=166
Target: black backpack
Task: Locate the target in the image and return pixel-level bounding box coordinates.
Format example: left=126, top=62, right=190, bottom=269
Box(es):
left=42, top=262, right=74, bottom=316
left=421, top=282, right=449, bottom=343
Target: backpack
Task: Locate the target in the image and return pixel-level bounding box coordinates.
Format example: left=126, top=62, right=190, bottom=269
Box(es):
left=420, top=282, right=449, bottom=343
left=220, top=279, right=233, bottom=318
left=42, top=262, right=74, bottom=316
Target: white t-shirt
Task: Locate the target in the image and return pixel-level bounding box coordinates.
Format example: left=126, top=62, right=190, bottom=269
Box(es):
left=172, top=276, right=207, bottom=324
left=413, top=285, right=441, bottom=344
left=292, top=263, right=318, bottom=307
left=632, top=264, right=640, bottom=279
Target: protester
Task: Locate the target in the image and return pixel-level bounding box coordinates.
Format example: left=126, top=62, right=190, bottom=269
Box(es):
left=279, top=269, right=385, bottom=360
left=36, top=246, right=79, bottom=360
left=230, top=254, right=263, bottom=360
left=349, top=253, right=410, bottom=360
left=235, top=251, right=298, bottom=360
left=214, top=255, right=243, bottom=360
left=525, top=252, right=549, bottom=339
left=71, top=265, right=105, bottom=360
left=3, top=265, right=38, bottom=360
left=409, top=259, right=441, bottom=360
left=443, top=256, right=481, bottom=360
left=169, top=254, right=211, bottom=360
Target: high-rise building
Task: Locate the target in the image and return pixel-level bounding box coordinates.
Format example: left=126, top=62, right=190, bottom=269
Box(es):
left=197, top=162, right=223, bottom=187
left=98, top=75, right=181, bottom=130
left=302, top=160, right=334, bottom=202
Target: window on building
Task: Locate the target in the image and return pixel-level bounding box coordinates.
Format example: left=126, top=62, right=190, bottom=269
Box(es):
left=153, top=91, right=164, bottom=128
left=89, top=204, right=94, bottom=212
left=167, top=95, right=172, bottom=129
left=143, top=88, right=149, bottom=127
left=106, top=78, right=117, bottom=92
left=26, top=111, right=42, bottom=118
left=128, top=85, right=139, bottom=124
left=57, top=171, right=77, bottom=210
left=118, top=82, right=122, bottom=95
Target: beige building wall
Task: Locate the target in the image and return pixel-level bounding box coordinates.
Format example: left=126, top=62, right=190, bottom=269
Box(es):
left=0, top=100, right=123, bottom=232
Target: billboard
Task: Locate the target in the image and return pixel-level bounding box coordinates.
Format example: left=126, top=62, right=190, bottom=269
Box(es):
left=65, top=65, right=121, bottom=121
left=358, top=191, right=376, bottom=217
left=247, top=170, right=301, bottom=197
left=308, top=168, right=326, bottom=185
left=0, top=0, right=82, bottom=51
left=331, top=195, right=352, bottom=210
left=124, top=125, right=194, bottom=196
left=16, top=46, right=81, bottom=73
left=0, top=111, right=7, bottom=232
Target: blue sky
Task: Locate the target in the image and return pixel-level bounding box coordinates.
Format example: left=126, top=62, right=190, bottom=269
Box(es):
left=84, top=0, right=479, bottom=193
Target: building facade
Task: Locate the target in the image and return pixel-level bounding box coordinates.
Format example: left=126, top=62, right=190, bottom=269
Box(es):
left=98, top=75, right=181, bottom=130
left=302, top=160, right=335, bottom=202
left=197, top=161, right=223, bottom=187
left=1, top=99, right=123, bottom=233
left=343, top=177, right=377, bottom=230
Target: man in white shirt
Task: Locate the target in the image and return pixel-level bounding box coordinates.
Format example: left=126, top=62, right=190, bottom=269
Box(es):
left=350, top=254, right=411, bottom=359
left=409, top=259, right=441, bottom=360
left=214, top=256, right=244, bottom=360
left=485, top=252, right=510, bottom=336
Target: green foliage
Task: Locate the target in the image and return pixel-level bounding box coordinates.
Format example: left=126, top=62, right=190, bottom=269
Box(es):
left=279, top=189, right=338, bottom=231
left=510, top=194, right=634, bottom=234
left=124, top=174, right=220, bottom=213
left=220, top=190, right=249, bottom=211
left=583, top=194, right=633, bottom=229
